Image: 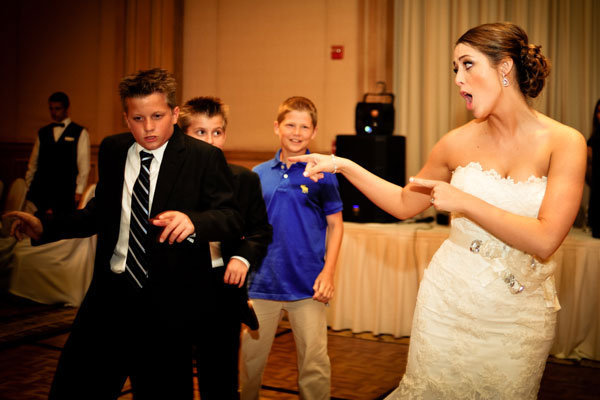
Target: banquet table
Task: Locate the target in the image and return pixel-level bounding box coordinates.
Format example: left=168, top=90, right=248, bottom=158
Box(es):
left=327, top=222, right=600, bottom=361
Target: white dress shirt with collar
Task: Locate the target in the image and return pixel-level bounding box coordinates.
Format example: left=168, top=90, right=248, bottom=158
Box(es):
left=110, top=141, right=167, bottom=274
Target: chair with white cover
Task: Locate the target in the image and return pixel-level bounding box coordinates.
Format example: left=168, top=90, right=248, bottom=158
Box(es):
left=8, top=183, right=97, bottom=306
left=3, top=178, right=27, bottom=213
left=1, top=178, right=28, bottom=237
left=0, top=178, right=29, bottom=288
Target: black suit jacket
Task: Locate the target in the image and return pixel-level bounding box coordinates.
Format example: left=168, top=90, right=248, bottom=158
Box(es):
left=195, top=164, right=271, bottom=396
left=39, top=126, right=243, bottom=327
left=220, top=163, right=272, bottom=269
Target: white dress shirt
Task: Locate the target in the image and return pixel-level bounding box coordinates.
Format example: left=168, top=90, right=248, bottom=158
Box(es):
left=209, top=242, right=250, bottom=269
left=25, top=117, right=90, bottom=195
left=110, top=141, right=167, bottom=274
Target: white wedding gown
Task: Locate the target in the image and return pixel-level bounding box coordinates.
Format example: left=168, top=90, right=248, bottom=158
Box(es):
left=387, top=162, right=560, bottom=399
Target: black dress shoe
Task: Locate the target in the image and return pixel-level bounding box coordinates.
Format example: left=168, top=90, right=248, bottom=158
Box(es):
left=241, top=300, right=259, bottom=330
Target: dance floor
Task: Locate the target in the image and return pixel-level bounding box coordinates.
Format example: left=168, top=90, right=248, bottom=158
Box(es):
left=0, top=293, right=599, bottom=399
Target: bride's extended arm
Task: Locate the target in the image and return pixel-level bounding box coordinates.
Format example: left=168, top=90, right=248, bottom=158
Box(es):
left=290, top=139, right=452, bottom=220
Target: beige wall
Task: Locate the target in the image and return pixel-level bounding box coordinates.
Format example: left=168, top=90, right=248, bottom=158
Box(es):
left=1, top=0, right=183, bottom=147
left=3, top=0, right=362, bottom=153
left=182, top=0, right=360, bottom=154
left=1, top=0, right=126, bottom=146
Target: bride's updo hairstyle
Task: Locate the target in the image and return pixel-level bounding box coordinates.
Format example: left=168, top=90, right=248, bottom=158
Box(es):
left=456, top=22, right=551, bottom=99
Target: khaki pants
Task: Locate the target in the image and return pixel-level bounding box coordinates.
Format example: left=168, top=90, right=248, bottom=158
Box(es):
left=239, top=298, right=331, bottom=400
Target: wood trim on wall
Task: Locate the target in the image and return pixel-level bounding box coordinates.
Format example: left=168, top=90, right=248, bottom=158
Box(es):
left=0, top=143, right=32, bottom=190
left=0, top=142, right=273, bottom=195
left=223, top=150, right=274, bottom=170
left=0, top=143, right=99, bottom=194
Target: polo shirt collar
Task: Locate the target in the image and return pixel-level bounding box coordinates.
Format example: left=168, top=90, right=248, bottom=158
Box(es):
left=269, top=148, right=311, bottom=169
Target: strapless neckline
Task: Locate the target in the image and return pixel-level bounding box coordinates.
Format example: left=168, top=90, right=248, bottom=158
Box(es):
left=454, top=161, right=547, bottom=185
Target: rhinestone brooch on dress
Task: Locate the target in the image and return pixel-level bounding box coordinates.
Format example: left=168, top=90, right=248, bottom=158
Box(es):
left=470, top=239, right=525, bottom=294
left=503, top=271, right=525, bottom=294
left=469, top=240, right=482, bottom=253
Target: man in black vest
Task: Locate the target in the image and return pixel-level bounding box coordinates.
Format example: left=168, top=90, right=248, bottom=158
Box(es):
left=25, top=92, right=90, bottom=216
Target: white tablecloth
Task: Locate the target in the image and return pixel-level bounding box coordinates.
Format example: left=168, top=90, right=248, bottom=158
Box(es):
left=551, top=229, right=600, bottom=360
left=327, top=222, right=600, bottom=361
left=8, top=236, right=96, bottom=307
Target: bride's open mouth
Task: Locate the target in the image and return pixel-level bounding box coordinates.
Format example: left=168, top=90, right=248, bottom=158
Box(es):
left=460, top=90, right=473, bottom=109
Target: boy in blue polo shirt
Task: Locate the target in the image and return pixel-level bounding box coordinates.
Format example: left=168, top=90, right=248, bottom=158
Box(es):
left=240, top=96, right=344, bottom=400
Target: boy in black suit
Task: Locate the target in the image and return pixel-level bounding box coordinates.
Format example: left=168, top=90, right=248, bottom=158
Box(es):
left=179, top=96, right=272, bottom=399
left=6, top=69, right=242, bottom=399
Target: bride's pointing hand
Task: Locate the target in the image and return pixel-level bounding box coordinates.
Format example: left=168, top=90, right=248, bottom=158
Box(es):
left=288, top=153, right=335, bottom=182
left=410, top=177, right=467, bottom=213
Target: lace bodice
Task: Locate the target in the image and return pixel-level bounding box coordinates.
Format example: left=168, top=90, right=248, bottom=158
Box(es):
left=450, top=161, right=547, bottom=239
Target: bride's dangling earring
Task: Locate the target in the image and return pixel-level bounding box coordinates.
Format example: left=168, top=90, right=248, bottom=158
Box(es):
left=502, top=74, right=509, bottom=87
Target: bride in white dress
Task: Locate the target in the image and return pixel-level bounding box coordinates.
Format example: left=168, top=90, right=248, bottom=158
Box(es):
left=291, top=22, right=586, bottom=398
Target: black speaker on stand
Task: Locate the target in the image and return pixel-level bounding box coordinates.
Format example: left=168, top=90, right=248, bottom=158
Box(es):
left=335, top=135, right=405, bottom=223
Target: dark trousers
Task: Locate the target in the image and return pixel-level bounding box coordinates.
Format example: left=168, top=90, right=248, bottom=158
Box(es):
left=49, top=273, right=193, bottom=400
left=195, top=267, right=242, bottom=400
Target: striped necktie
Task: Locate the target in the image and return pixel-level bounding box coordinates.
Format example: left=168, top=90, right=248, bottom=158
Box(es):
left=125, top=150, right=154, bottom=288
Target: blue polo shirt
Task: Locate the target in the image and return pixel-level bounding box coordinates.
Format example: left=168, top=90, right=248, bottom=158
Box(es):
left=249, top=149, right=343, bottom=301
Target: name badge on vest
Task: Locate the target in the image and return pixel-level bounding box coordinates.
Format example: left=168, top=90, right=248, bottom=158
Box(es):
left=64, top=136, right=75, bottom=141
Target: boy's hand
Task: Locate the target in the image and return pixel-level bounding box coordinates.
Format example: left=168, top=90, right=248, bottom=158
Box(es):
left=3, top=211, right=43, bottom=241
left=151, top=211, right=195, bottom=244
left=313, top=271, right=335, bottom=303
left=224, top=258, right=248, bottom=288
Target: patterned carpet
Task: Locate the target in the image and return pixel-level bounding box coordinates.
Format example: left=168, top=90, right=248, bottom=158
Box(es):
left=1, top=293, right=599, bottom=399
left=260, top=325, right=408, bottom=399
left=0, top=293, right=76, bottom=350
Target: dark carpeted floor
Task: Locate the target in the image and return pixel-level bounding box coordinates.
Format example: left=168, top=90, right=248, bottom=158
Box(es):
left=0, top=292, right=76, bottom=351
left=1, top=292, right=599, bottom=399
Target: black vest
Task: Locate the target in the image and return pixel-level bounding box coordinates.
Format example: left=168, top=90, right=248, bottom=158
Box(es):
left=27, top=122, right=84, bottom=214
